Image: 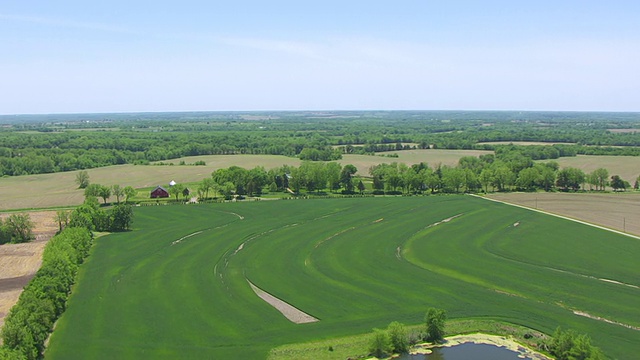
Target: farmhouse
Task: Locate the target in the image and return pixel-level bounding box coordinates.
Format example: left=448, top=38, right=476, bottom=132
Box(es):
left=150, top=186, right=170, bottom=198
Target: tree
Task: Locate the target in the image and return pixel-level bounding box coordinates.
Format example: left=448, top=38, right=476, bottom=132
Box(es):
left=368, top=328, right=391, bottom=358
left=387, top=321, right=409, bottom=353
left=111, top=185, right=125, bottom=204
left=634, top=175, right=640, bottom=190
left=169, top=184, right=185, bottom=201
left=592, top=168, right=609, bottom=191
left=0, top=347, right=27, bottom=360
left=54, top=210, right=70, bottom=233
left=246, top=166, right=268, bottom=196
left=299, top=162, right=327, bottom=193
left=288, top=169, right=302, bottom=194
left=425, top=308, right=447, bottom=343
left=491, top=164, right=515, bottom=191
left=0, top=219, right=10, bottom=244
left=400, top=166, right=417, bottom=194
left=516, top=167, right=541, bottom=191
left=5, top=214, right=34, bottom=243
left=479, top=168, right=493, bottom=193
left=357, top=180, right=366, bottom=194
left=268, top=182, right=278, bottom=193
left=441, top=166, right=465, bottom=193
left=200, top=178, right=214, bottom=200
left=424, top=169, right=441, bottom=193
left=98, top=185, right=111, bottom=204
left=538, top=164, right=557, bottom=192
left=325, top=162, right=342, bottom=192
left=75, top=170, right=90, bottom=189
left=556, top=167, right=585, bottom=191
left=83, top=183, right=102, bottom=199
left=110, top=204, right=133, bottom=231
left=340, top=164, right=358, bottom=192
left=221, top=182, right=235, bottom=200
left=610, top=175, right=626, bottom=191
left=124, top=186, right=137, bottom=203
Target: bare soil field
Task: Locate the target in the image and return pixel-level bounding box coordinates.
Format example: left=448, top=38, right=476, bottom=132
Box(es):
left=608, top=128, right=639, bottom=133
left=546, top=155, right=640, bottom=184
left=487, top=192, right=640, bottom=236
left=0, top=211, right=58, bottom=332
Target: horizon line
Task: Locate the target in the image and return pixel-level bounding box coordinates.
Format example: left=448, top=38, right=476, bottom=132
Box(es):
left=2, top=109, right=640, bottom=117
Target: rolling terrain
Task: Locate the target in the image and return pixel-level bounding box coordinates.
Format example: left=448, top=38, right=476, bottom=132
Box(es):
left=44, top=196, right=640, bottom=359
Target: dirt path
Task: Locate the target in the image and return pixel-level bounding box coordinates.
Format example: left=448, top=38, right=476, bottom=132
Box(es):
left=247, top=280, right=318, bottom=324
left=0, top=211, right=58, bottom=332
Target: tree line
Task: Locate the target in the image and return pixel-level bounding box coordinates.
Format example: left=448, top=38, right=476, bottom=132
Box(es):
left=0, top=227, right=93, bottom=360
left=1, top=111, right=639, bottom=177
left=194, top=157, right=636, bottom=200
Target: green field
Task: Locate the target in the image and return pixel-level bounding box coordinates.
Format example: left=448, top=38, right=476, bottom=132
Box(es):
left=45, top=196, right=640, bottom=359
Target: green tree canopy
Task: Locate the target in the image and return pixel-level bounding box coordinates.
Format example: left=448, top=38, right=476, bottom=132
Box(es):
left=425, top=308, right=447, bottom=343
left=75, top=170, right=90, bottom=189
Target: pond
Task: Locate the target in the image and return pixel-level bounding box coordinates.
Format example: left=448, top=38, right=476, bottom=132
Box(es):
left=398, top=343, right=536, bottom=360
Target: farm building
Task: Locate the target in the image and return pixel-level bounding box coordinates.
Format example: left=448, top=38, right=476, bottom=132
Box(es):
left=150, top=186, right=170, bottom=198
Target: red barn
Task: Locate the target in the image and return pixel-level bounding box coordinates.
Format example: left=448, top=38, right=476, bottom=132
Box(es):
left=150, top=186, right=170, bottom=198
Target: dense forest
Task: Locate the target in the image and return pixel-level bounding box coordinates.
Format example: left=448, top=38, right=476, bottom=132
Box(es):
left=0, top=111, right=639, bottom=177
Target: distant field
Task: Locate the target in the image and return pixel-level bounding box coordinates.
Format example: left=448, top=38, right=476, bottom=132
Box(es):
left=477, top=141, right=576, bottom=146
left=0, top=150, right=490, bottom=211
left=156, top=149, right=492, bottom=175
left=546, top=155, right=640, bottom=183
left=608, top=128, right=639, bottom=133
left=342, top=149, right=492, bottom=173
left=45, top=197, right=640, bottom=359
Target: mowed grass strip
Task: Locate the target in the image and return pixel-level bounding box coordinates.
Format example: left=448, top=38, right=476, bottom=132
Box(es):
left=45, top=197, right=640, bottom=359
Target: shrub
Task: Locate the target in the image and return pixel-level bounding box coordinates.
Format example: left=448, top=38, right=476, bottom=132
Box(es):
left=368, top=328, right=391, bottom=358
left=388, top=321, right=409, bottom=353
left=546, top=327, right=605, bottom=360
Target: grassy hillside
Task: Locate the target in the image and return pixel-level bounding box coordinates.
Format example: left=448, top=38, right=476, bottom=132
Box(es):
left=45, top=197, right=640, bottom=359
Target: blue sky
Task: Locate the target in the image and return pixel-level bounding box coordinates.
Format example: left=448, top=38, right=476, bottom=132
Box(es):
left=1, top=1, right=639, bottom=114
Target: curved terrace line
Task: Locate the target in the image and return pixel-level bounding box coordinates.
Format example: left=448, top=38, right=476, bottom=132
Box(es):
left=482, top=241, right=640, bottom=290
left=213, top=210, right=245, bottom=220
left=247, top=280, right=318, bottom=324
left=171, top=231, right=203, bottom=245
left=572, top=309, right=640, bottom=331
left=543, top=266, right=639, bottom=290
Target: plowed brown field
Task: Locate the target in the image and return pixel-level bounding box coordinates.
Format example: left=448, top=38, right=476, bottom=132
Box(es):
left=0, top=211, right=58, bottom=333
left=487, top=192, right=640, bottom=236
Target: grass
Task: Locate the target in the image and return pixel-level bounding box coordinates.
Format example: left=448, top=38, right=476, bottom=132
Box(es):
left=44, top=196, right=640, bottom=359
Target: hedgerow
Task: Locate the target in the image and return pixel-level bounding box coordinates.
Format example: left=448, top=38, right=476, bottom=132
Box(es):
left=0, top=227, right=93, bottom=360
